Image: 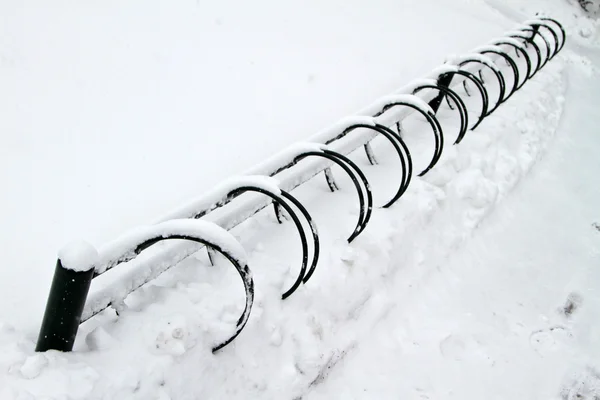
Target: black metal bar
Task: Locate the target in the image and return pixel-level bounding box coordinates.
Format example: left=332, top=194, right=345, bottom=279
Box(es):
left=36, top=258, right=95, bottom=352
left=429, top=72, right=454, bottom=113
left=278, top=191, right=321, bottom=284
left=323, top=167, right=340, bottom=192
left=364, top=143, right=378, bottom=165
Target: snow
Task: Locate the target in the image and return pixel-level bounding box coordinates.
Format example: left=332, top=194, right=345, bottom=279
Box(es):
left=85, top=219, right=252, bottom=327
left=158, top=175, right=281, bottom=223
left=1, top=0, right=599, bottom=398
left=449, top=52, right=503, bottom=75
left=363, top=94, right=435, bottom=118
left=97, top=219, right=248, bottom=274
left=57, top=241, right=98, bottom=273
left=489, top=36, right=528, bottom=52
left=395, top=78, right=441, bottom=95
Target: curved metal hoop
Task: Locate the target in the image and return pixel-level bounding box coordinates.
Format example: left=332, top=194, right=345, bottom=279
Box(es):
left=478, top=49, right=520, bottom=102
left=438, top=70, right=489, bottom=131
left=457, top=58, right=506, bottom=115
left=412, top=84, right=469, bottom=145
left=325, top=123, right=411, bottom=208
left=525, top=21, right=561, bottom=59
left=373, top=101, right=444, bottom=176
left=227, top=186, right=310, bottom=300
left=538, top=17, right=566, bottom=54
left=374, top=123, right=414, bottom=202
left=133, top=230, right=253, bottom=353
left=519, top=26, right=553, bottom=70
left=509, top=33, right=543, bottom=77
left=490, top=40, right=532, bottom=89
left=284, top=149, right=373, bottom=243
left=273, top=191, right=321, bottom=284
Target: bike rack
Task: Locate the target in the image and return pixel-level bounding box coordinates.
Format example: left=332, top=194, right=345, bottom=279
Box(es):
left=36, top=17, right=567, bottom=354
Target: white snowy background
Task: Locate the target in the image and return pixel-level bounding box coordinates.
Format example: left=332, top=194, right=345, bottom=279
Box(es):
left=1, top=0, right=599, bottom=398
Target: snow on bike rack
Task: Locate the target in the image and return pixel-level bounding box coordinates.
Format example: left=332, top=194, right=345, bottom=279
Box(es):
left=35, top=17, right=567, bottom=354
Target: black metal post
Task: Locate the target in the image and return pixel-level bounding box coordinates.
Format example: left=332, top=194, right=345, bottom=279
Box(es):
left=429, top=72, right=454, bottom=113
left=35, top=258, right=94, bottom=352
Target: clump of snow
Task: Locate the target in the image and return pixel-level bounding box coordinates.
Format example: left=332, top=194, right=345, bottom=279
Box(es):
left=489, top=36, right=527, bottom=50
left=98, top=219, right=248, bottom=274
left=449, top=52, right=503, bottom=75
left=395, top=78, right=440, bottom=95
left=57, top=240, right=98, bottom=272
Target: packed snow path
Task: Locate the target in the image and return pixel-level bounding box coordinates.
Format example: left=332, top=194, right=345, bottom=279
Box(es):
left=304, top=49, right=600, bottom=400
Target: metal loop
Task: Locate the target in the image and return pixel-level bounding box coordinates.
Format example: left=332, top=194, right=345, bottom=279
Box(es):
left=373, top=101, right=444, bottom=176
left=457, top=59, right=506, bottom=115
left=438, top=70, right=489, bottom=131
left=228, top=186, right=310, bottom=300
left=290, top=149, right=373, bottom=243
left=478, top=49, right=520, bottom=102
left=490, top=41, right=532, bottom=88
left=412, top=84, right=469, bottom=145
left=326, top=123, right=411, bottom=207
left=133, top=230, right=253, bottom=353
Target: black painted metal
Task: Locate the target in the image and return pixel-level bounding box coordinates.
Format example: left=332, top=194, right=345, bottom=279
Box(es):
left=36, top=259, right=95, bottom=352
left=364, top=143, right=378, bottom=165
left=323, top=167, right=339, bottom=192
left=429, top=72, right=455, bottom=113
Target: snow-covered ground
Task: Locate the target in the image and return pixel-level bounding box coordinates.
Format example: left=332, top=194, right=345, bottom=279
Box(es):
left=1, top=0, right=600, bottom=399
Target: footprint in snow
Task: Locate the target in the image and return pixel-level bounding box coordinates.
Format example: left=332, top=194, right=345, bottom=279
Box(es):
left=529, top=325, right=573, bottom=356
